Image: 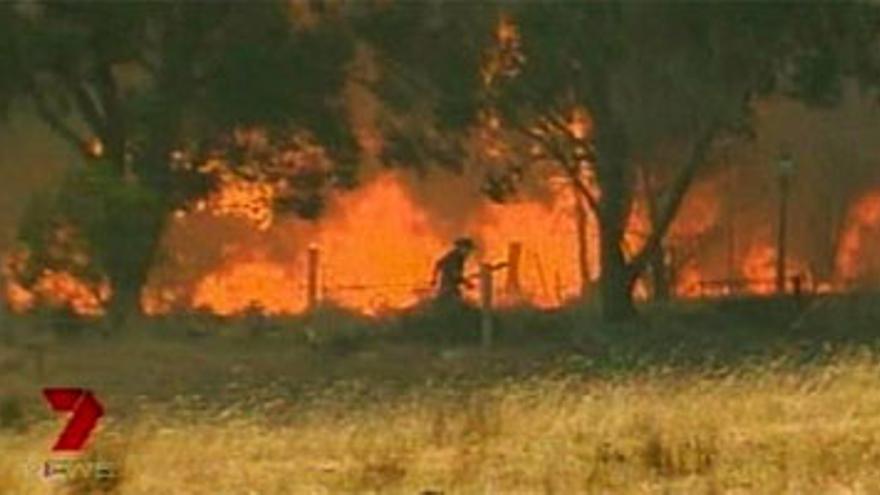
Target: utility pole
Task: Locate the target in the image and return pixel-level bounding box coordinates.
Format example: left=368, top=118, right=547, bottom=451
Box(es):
left=725, top=146, right=736, bottom=293
left=776, top=152, right=796, bottom=294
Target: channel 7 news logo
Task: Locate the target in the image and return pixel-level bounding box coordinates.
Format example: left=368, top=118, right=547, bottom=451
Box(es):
left=42, top=388, right=104, bottom=451
left=41, top=388, right=118, bottom=482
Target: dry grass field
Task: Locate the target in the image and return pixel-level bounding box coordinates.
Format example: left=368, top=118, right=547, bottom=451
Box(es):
left=1, top=300, right=880, bottom=494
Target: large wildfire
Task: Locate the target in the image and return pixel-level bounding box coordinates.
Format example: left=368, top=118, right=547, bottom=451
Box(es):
left=6, top=106, right=880, bottom=318
left=6, top=160, right=880, bottom=319
left=4, top=13, right=880, bottom=320
left=144, top=168, right=597, bottom=316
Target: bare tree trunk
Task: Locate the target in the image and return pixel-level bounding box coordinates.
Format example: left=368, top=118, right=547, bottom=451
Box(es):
left=101, top=194, right=168, bottom=334
left=599, top=227, right=636, bottom=321
left=638, top=166, right=671, bottom=302
left=595, top=124, right=637, bottom=321
left=104, top=280, right=143, bottom=335
left=596, top=184, right=636, bottom=320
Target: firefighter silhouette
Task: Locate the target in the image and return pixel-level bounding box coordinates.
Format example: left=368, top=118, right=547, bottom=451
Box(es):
left=431, top=237, right=476, bottom=303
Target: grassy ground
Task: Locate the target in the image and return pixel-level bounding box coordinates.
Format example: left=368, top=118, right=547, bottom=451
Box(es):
left=1, top=296, right=880, bottom=494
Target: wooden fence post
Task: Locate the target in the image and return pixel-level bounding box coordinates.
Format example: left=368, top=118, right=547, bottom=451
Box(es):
left=506, top=242, right=522, bottom=301
left=480, top=263, right=493, bottom=349
left=307, top=245, right=320, bottom=312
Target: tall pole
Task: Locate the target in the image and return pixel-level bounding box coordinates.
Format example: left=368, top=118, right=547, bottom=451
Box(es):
left=776, top=175, right=790, bottom=293
left=725, top=147, right=736, bottom=291
left=479, top=263, right=494, bottom=349
left=775, top=153, right=794, bottom=295
left=307, top=245, right=320, bottom=311
left=505, top=242, right=522, bottom=301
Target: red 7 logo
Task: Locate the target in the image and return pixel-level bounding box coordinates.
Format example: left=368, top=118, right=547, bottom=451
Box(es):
left=42, top=388, right=104, bottom=452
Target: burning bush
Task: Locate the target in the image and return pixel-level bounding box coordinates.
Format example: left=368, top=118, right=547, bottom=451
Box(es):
left=4, top=163, right=165, bottom=319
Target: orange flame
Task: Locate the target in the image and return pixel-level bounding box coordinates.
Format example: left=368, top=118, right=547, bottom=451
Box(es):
left=32, top=270, right=110, bottom=316
left=192, top=252, right=304, bottom=316
left=150, top=166, right=747, bottom=316
left=4, top=280, right=35, bottom=313
left=836, top=191, right=880, bottom=284
left=316, top=173, right=447, bottom=314
left=675, top=261, right=704, bottom=298
left=472, top=181, right=599, bottom=307
left=2, top=245, right=110, bottom=317
left=154, top=170, right=610, bottom=316
left=741, top=244, right=778, bottom=295
left=28, top=151, right=878, bottom=319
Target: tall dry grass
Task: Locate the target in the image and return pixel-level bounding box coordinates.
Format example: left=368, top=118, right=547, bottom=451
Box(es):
left=2, top=296, right=880, bottom=494
left=3, top=348, right=880, bottom=494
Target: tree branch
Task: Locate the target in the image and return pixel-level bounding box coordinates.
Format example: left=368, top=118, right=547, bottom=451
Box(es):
left=27, top=85, right=88, bottom=158
left=628, top=122, right=720, bottom=276
left=93, top=58, right=127, bottom=168
left=564, top=163, right=600, bottom=215
left=511, top=122, right=600, bottom=214
left=544, top=111, right=583, bottom=144
left=59, top=72, right=109, bottom=144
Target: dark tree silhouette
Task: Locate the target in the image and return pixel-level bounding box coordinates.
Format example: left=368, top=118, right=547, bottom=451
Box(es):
left=0, top=2, right=358, bottom=323
left=362, top=1, right=880, bottom=320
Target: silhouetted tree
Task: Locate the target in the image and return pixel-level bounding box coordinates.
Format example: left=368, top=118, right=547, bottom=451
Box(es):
left=0, top=2, right=357, bottom=323
left=362, top=1, right=880, bottom=320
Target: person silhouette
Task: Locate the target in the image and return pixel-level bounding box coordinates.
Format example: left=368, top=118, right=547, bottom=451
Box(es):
left=431, top=237, right=476, bottom=303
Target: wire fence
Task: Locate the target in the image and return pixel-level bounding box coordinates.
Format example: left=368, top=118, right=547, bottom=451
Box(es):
left=226, top=242, right=873, bottom=315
